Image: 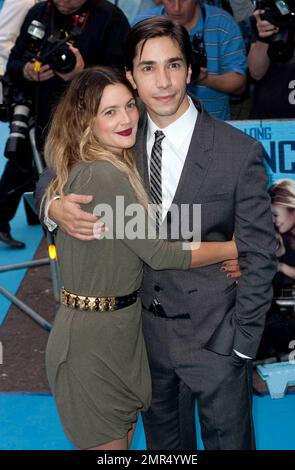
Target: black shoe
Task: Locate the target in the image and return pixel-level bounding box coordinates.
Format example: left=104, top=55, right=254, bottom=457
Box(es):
left=0, top=232, right=26, bottom=249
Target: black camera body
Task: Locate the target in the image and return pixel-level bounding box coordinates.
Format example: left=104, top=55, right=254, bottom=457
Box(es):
left=256, top=0, right=295, bottom=62
left=257, top=0, right=295, bottom=27
left=25, top=20, right=77, bottom=74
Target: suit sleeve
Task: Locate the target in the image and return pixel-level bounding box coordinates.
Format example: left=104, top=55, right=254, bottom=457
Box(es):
left=233, top=141, right=277, bottom=358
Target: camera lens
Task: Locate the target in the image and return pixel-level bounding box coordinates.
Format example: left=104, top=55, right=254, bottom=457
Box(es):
left=4, top=104, right=30, bottom=158
left=48, top=45, right=77, bottom=73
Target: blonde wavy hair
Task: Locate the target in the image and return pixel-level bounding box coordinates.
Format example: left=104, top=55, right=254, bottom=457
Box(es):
left=269, top=179, right=295, bottom=209
left=41, top=66, right=149, bottom=214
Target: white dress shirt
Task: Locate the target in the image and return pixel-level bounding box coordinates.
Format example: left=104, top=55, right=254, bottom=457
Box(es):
left=146, top=96, right=197, bottom=223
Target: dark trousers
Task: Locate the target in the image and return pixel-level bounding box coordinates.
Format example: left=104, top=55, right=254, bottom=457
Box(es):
left=141, top=309, right=255, bottom=451
left=0, top=148, right=35, bottom=233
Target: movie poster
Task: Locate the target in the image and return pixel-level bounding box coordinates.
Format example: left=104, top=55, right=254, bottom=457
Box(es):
left=232, top=120, right=295, bottom=360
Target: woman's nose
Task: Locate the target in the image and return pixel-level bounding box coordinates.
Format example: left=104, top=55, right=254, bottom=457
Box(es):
left=120, top=109, right=132, bottom=124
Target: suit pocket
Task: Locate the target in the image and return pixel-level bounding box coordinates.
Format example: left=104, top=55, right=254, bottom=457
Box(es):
left=203, top=286, right=237, bottom=356
left=198, top=191, right=233, bottom=203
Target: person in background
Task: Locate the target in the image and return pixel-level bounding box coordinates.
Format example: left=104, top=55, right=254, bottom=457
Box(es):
left=133, top=0, right=247, bottom=120
left=0, top=0, right=130, bottom=249
left=269, top=180, right=295, bottom=283
left=256, top=179, right=295, bottom=361
left=0, top=0, right=38, bottom=75
left=248, top=7, right=295, bottom=119
left=0, top=0, right=39, bottom=248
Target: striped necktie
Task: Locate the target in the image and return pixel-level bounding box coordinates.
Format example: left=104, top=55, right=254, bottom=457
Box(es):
left=150, top=130, right=165, bottom=230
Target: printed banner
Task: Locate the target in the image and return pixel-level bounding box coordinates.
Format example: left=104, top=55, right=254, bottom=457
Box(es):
left=231, top=120, right=295, bottom=360
left=232, top=120, right=295, bottom=184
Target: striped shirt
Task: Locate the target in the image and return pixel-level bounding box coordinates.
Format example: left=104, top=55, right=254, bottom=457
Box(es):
left=133, top=4, right=247, bottom=120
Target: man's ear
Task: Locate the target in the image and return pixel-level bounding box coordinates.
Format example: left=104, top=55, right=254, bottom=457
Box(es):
left=125, top=69, right=137, bottom=90
left=186, top=65, right=192, bottom=85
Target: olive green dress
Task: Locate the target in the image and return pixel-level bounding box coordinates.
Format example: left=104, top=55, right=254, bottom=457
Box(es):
left=45, top=160, right=191, bottom=449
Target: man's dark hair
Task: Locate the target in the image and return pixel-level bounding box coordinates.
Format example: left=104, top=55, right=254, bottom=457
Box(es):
left=124, top=16, right=194, bottom=71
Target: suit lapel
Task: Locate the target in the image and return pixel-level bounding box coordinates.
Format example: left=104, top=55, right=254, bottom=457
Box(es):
left=170, top=104, right=215, bottom=209
left=135, top=113, right=152, bottom=199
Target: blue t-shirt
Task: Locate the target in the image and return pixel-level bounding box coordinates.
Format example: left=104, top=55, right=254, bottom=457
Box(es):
left=133, top=4, right=247, bottom=120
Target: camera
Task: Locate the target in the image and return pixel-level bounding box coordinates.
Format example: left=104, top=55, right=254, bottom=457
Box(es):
left=25, top=20, right=77, bottom=74
left=256, top=0, right=295, bottom=62
left=191, top=34, right=207, bottom=80
left=0, top=75, right=32, bottom=156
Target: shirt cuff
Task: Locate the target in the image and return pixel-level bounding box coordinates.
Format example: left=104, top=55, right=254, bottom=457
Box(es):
left=44, top=195, right=60, bottom=232
left=233, top=349, right=252, bottom=360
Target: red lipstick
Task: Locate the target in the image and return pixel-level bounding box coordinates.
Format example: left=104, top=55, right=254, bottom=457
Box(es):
left=117, top=128, right=132, bottom=136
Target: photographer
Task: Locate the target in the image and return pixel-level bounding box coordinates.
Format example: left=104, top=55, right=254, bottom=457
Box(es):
left=0, top=0, right=130, bottom=248
left=248, top=1, right=295, bottom=118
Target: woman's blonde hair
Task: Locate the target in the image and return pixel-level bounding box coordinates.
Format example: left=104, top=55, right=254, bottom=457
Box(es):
left=269, top=179, right=295, bottom=210
left=41, top=66, right=149, bottom=214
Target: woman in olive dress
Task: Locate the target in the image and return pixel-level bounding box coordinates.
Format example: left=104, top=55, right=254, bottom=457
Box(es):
left=42, top=67, right=237, bottom=450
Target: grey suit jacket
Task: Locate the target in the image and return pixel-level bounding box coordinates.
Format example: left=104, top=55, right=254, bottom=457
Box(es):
left=135, top=99, right=276, bottom=359
left=35, top=99, right=277, bottom=359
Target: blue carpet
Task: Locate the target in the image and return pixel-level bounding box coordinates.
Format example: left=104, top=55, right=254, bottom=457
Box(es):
left=195, top=394, right=295, bottom=450
left=0, top=393, right=145, bottom=450
left=1, top=122, right=295, bottom=451
left=0, top=122, right=43, bottom=325
left=0, top=393, right=294, bottom=450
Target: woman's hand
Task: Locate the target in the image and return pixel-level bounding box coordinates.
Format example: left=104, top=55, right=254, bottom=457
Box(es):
left=220, top=259, right=242, bottom=280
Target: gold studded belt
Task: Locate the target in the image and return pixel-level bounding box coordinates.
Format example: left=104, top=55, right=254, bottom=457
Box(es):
left=61, top=287, right=139, bottom=312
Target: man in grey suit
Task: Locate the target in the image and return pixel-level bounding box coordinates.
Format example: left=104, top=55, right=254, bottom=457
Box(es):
left=35, top=17, right=277, bottom=450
